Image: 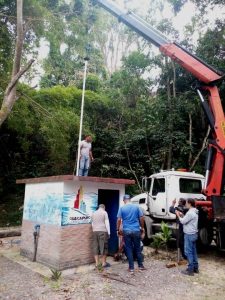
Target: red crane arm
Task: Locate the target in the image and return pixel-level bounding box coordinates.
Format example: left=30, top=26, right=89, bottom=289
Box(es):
left=202, top=86, right=225, bottom=197
left=160, top=44, right=221, bottom=84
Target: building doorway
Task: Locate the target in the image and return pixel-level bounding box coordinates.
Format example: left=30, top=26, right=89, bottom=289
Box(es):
left=98, top=189, right=119, bottom=255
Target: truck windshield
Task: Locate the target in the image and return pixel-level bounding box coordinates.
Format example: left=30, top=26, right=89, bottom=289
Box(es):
left=179, top=178, right=202, bottom=194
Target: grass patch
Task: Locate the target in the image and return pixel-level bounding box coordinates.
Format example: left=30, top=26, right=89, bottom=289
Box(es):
left=43, top=275, right=62, bottom=290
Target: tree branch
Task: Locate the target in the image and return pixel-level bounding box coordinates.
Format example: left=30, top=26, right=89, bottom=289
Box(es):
left=189, top=126, right=210, bottom=171
left=12, top=0, right=23, bottom=77
left=4, top=59, right=35, bottom=100
left=124, top=143, right=142, bottom=192
left=188, top=113, right=193, bottom=166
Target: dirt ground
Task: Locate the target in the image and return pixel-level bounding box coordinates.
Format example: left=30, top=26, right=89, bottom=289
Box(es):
left=1, top=238, right=225, bottom=300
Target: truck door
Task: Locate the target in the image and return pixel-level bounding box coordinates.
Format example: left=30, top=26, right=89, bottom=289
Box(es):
left=150, top=177, right=167, bottom=216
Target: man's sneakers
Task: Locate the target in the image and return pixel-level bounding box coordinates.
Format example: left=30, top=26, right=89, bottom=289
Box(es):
left=194, top=268, right=199, bottom=274
left=181, top=269, right=194, bottom=276
left=128, top=266, right=147, bottom=274
left=138, top=266, right=147, bottom=271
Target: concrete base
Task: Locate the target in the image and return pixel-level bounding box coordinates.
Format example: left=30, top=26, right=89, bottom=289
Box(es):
left=0, top=236, right=119, bottom=278
left=20, top=220, right=94, bottom=270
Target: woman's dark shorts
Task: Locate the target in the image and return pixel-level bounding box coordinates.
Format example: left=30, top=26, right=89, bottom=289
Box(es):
left=93, top=231, right=109, bottom=255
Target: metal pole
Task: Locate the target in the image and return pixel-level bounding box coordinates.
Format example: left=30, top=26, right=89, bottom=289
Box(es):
left=176, top=222, right=181, bottom=263
left=76, top=59, right=88, bottom=176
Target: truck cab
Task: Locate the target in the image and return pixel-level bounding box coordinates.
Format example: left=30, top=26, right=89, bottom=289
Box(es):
left=131, top=170, right=205, bottom=220
left=131, top=170, right=206, bottom=243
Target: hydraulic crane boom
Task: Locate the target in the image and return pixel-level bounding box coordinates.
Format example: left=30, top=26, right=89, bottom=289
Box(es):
left=94, top=0, right=225, bottom=223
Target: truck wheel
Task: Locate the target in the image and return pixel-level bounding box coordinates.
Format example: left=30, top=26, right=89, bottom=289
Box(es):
left=198, top=227, right=212, bottom=250
left=143, top=224, right=151, bottom=246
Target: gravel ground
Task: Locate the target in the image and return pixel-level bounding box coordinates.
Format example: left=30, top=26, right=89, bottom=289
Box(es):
left=1, top=240, right=225, bottom=300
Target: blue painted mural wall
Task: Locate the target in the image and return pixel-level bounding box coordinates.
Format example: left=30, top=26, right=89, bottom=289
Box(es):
left=23, top=182, right=63, bottom=225
left=23, top=182, right=98, bottom=226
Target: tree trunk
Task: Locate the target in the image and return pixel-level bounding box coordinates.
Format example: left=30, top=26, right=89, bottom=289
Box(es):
left=161, top=150, right=167, bottom=170
left=124, top=143, right=142, bottom=192
left=0, top=0, right=34, bottom=127
left=166, top=58, right=173, bottom=170
left=145, top=133, right=151, bottom=169
left=166, top=60, right=176, bottom=170
left=189, top=126, right=210, bottom=171
left=188, top=113, right=193, bottom=167
left=172, top=61, right=176, bottom=98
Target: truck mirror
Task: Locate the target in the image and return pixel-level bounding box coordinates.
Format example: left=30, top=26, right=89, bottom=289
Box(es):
left=142, top=177, right=151, bottom=192
left=142, top=177, right=147, bottom=191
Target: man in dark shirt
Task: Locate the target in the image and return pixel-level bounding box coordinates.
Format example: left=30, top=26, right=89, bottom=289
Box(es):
left=170, top=198, right=188, bottom=260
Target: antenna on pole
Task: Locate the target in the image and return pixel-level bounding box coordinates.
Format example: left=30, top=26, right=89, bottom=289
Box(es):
left=75, top=56, right=89, bottom=176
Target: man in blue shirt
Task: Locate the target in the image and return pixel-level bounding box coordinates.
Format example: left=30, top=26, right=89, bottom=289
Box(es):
left=117, top=194, right=146, bottom=273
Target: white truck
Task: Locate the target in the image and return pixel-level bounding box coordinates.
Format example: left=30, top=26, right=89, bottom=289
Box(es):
left=131, top=170, right=212, bottom=247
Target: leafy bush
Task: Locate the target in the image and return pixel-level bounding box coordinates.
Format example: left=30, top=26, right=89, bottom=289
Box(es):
left=151, top=222, right=172, bottom=255
left=151, top=233, right=164, bottom=254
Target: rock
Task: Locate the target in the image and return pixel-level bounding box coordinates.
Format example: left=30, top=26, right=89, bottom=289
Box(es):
left=0, top=227, right=21, bottom=238
left=166, top=262, right=177, bottom=268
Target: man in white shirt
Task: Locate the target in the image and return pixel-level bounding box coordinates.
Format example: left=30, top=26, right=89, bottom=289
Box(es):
left=78, top=135, right=94, bottom=176
left=92, top=204, right=110, bottom=268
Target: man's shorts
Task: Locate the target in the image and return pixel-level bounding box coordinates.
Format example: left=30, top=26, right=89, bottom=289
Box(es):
left=93, top=231, right=108, bottom=255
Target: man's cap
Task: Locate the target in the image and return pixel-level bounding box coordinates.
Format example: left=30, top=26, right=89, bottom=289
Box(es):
left=123, top=194, right=131, bottom=200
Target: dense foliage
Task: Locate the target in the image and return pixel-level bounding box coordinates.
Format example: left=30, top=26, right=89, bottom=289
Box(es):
left=0, top=0, right=224, bottom=226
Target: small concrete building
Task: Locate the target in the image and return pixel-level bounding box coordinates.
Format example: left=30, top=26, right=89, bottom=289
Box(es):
left=17, top=175, right=135, bottom=270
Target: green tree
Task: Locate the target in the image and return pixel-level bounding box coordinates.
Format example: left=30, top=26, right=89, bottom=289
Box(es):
left=40, top=0, right=106, bottom=88
left=168, top=0, right=225, bottom=13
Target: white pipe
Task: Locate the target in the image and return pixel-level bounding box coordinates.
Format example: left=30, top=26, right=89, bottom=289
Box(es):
left=76, top=60, right=88, bottom=176
left=204, top=170, right=210, bottom=190
left=197, top=89, right=204, bottom=103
